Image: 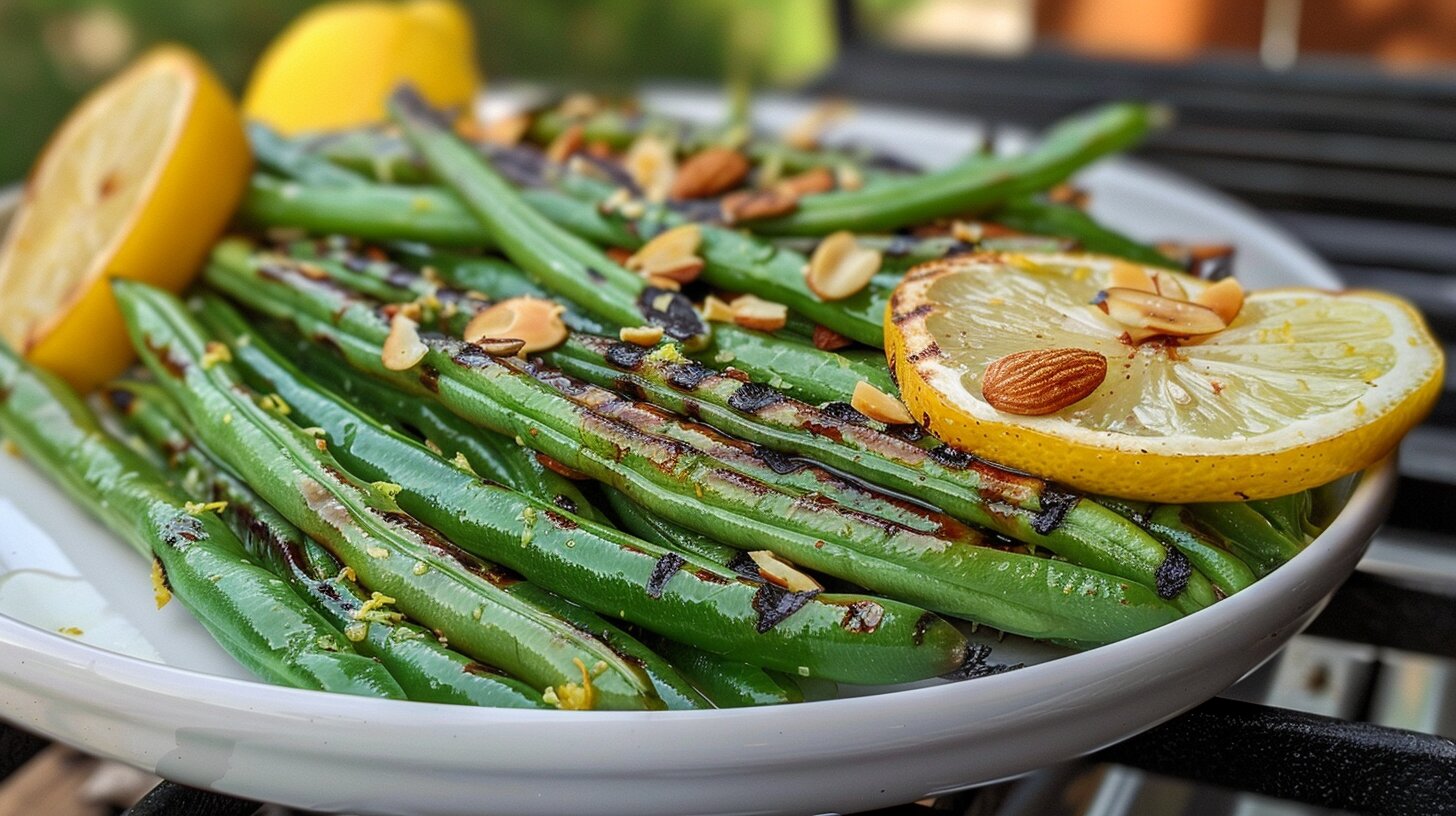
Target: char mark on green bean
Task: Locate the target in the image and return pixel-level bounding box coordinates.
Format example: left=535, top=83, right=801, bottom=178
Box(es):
left=636, top=286, right=703, bottom=342
left=753, top=445, right=809, bottom=476
left=665, top=361, right=716, bottom=391
left=941, top=643, right=1020, bottom=681
left=1154, top=547, right=1193, bottom=599
left=645, top=553, right=685, bottom=599
left=160, top=513, right=206, bottom=548
left=753, top=584, right=821, bottom=634
left=1029, top=489, right=1080, bottom=535
left=818, top=401, right=870, bottom=427
left=728, top=382, right=785, bottom=413
left=604, top=341, right=648, bottom=370
left=841, top=600, right=885, bottom=634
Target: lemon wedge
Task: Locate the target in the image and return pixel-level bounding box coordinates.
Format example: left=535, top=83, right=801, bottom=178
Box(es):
left=0, top=46, right=250, bottom=391
left=243, top=0, right=481, bottom=134
left=886, top=252, right=1444, bottom=502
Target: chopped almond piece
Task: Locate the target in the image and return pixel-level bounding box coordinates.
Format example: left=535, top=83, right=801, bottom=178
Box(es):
left=645, top=275, right=682, bottom=291
left=776, top=166, right=836, bottom=197
left=626, top=224, right=704, bottom=283
left=1107, top=262, right=1157, bottom=293
left=835, top=163, right=864, bottom=191
left=747, top=551, right=823, bottom=593
left=463, top=296, right=568, bottom=353
left=624, top=135, right=675, bottom=203
left=382, top=313, right=428, bottom=371
left=1196, top=278, right=1245, bottom=324
left=619, top=325, right=665, bottom=346
left=721, top=187, right=797, bottom=224
left=1101, top=287, right=1226, bottom=337
left=806, top=231, right=882, bottom=301
left=545, top=123, right=585, bottom=164
left=701, top=295, right=735, bottom=322
left=782, top=100, right=851, bottom=151
left=604, top=246, right=634, bottom=265
left=731, top=295, right=788, bottom=332
left=851, top=381, right=914, bottom=425
left=471, top=337, right=527, bottom=357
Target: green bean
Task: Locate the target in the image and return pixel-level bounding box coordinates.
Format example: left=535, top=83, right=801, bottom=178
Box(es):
left=0, top=342, right=403, bottom=697
left=1247, top=491, right=1316, bottom=542
left=242, top=175, right=490, bottom=248
left=205, top=244, right=1184, bottom=644
left=1185, top=502, right=1306, bottom=578
left=106, top=380, right=548, bottom=708
left=551, top=334, right=1215, bottom=612
left=114, top=280, right=662, bottom=710
left=249, top=123, right=369, bottom=188
left=196, top=276, right=968, bottom=683
left=745, top=103, right=1162, bottom=235
left=600, top=488, right=739, bottom=566
left=651, top=638, right=804, bottom=708
left=990, top=197, right=1180, bottom=268
left=1143, top=506, right=1257, bottom=597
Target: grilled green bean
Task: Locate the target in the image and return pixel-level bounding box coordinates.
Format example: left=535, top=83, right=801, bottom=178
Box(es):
left=1184, top=503, right=1306, bottom=578
left=114, top=280, right=663, bottom=710
left=651, top=638, right=804, bottom=708
left=106, top=380, right=548, bottom=708
left=0, top=342, right=403, bottom=697
left=990, top=197, right=1179, bottom=268
left=194, top=278, right=969, bottom=683
left=745, top=103, right=1161, bottom=235
left=205, top=244, right=1184, bottom=644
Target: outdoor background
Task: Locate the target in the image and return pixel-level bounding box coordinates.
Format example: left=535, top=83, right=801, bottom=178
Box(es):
left=4, top=0, right=1455, bottom=182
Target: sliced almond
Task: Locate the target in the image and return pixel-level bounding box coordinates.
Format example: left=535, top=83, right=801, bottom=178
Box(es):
left=1195, top=277, right=1245, bottom=325
left=812, top=325, right=853, bottom=351
left=982, top=347, right=1107, bottom=416
left=721, top=187, right=798, bottom=224
left=1107, top=262, right=1157, bottom=293
left=701, top=295, right=735, bottom=323
left=471, top=113, right=531, bottom=146
left=556, top=92, right=602, bottom=120
left=730, top=295, right=788, bottom=332
left=670, top=147, right=750, bottom=199
left=644, top=275, right=682, bottom=291
left=806, top=231, right=882, bottom=301
left=834, top=163, right=864, bottom=192
left=747, top=551, right=823, bottom=594
left=604, top=246, right=634, bottom=265
left=851, top=381, right=914, bottom=425
left=1101, top=287, right=1227, bottom=337
left=782, top=99, right=851, bottom=151
left=545, top=123, right=585, bottom=165
left=463, top=296, right=568, bottom=353
left=619, top=325, right=665, bottom=347
left=624, top=134, right=676, bottom=203
left=1152, top=270, right=1189, bottom=301
left=776, top=166, right=836, bottom=198
left=625, top=224, right=704, bottom=283
left=471, top=337, right=527, bottom=357
left=382, top=313, right=428, bottom=371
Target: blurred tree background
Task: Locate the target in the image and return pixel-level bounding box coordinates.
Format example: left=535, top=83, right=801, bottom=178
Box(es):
left=0, top=0, right=843, bottom=183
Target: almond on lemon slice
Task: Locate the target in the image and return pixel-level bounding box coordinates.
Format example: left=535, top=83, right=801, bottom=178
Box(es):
left=1101, top=287, right=1226, bottom=337
left=1195, top=277, right=1245, bottom=324
left=981, top=347, right=1107, bottom=416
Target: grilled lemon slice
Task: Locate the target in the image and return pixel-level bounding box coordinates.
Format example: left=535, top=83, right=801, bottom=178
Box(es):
left=886, top=252, right=1443, bottom=502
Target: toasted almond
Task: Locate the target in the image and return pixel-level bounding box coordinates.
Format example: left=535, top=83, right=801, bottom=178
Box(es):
left=478, top=113, right=531, bottom=146
left=645, top=275, right=682, bottom=291
left=812, top=325, right=853, bottom=351
left=604, top=247, right=634, bottom=265
left=556, top=92, right=601, bottom=120
left=721, top=187, right=798, bottom=224
left=626, top=224, right=704, bottom=283
left=670, top=147, right=750, bottom=199
left=1152, top=270, right=1188, bottom=301
left=545, top=123, right=585, bottom=164
left=851, top=381, right=915, bottom=425
left=782, top=99, right=851, bottom=151
left=730, top=295, right=788, bottom=332
left=619, top=325, right=665, bottom=347
left=1195, top=277, right=1245, bottom=324
left=701, top=295, right=735, bottom=322
left=806, top=231, right=882, bottom=301
left=1047, top=184, right=1089, bottom=208
left=1101, top=287, right=1226, bottom=337
left=981, top=347, right=1107, bottom=416
left=624, top=135, right=676, bottom=203
left=835, top=163, right=864, bottom=191
left=471, top=337, right=527, bottom=357
left=382, top=313, right=428, bottom=371
left=747, top=551, right=823, bottom=594
left=776, top=166, right=836, bottom=197
left=1107, top=261, right=1157, bottom=293
left=463, top=296, right=568, bottom=353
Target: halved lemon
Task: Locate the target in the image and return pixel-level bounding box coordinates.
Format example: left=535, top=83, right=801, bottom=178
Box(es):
left=0, top=46, right=251, bottom=391
left=243, top=0, right=481, bottom=135
left=886, top=252, right=1444, bottom=503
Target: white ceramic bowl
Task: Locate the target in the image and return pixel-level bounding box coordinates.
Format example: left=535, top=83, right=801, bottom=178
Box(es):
left=0, top=93, right=1390, bottom=816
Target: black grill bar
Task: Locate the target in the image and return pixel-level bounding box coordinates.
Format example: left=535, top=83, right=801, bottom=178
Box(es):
left=0, top=722, right=46, bottom=781
left=1093, top=697, right=1456, bottom=816
left=1303, top=571, right=1456, bottom=656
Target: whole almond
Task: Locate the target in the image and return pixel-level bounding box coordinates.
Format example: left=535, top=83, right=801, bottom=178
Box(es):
left=982, top=348, right=1107, bottom=416
left=670, top=147, right=750, bottom=199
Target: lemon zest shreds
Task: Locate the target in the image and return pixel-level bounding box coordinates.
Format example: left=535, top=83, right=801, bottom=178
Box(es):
left=371, top=480, right=403, bottom=499
left=150, top=557, right=172, bottom=609
left=544, top=657, right=598, bottom=711
left=184, top=500, right=227, bottom=515
left=353, top=591, right=403, bottom=624
left=200, top=341, right=232, bottom=369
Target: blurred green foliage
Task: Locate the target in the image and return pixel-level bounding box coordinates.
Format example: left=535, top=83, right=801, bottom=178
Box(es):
left=0, top=0, right=836, bottom=182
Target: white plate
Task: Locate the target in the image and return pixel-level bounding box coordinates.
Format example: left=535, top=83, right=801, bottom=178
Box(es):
left=0, top=92, right=1389, bottom=816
